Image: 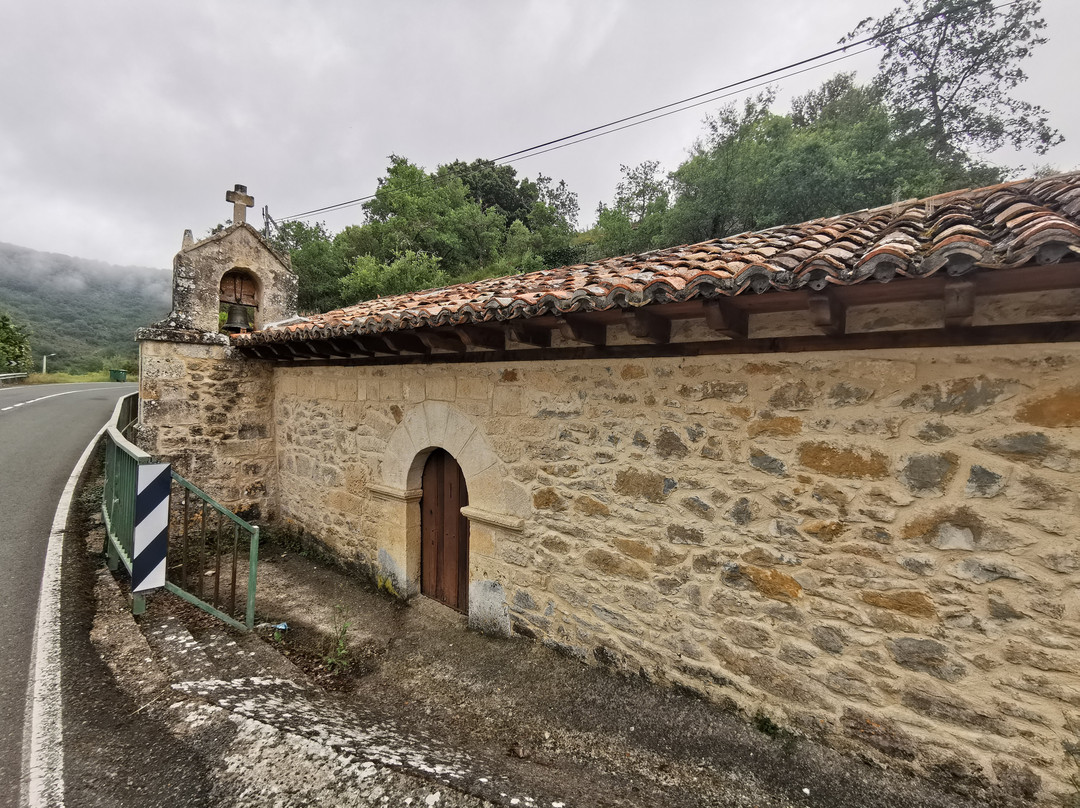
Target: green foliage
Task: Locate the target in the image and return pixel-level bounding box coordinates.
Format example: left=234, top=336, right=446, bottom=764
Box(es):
left=585, top=161, right=672, bottom=259
left=100, top=353, right=138, bottom=374
left=668, top=81, right=1001, bottom=244
left=535, top=174, right=580, bottom=229
left=753, top=711, right=784, bottom=737
left=0, top=242, right=170, bottom=374
left=439, top=159, right=539, bottom=223
left=846, top=0, right=1062, bottom=158
left=613, top=160, right=670, bottom=223
left=269, top=220, right=346, bottom=313
left=340, top=250, right=449, bottom=303
left=585, top=74, right=1008, bottom=258
left=274, top=7, right=1061, bottom=308
left=279, top=156, right=581, bottom=309
left=0, top=310, right=32, bottom=373
left=322, top=606, right=352, bottom=675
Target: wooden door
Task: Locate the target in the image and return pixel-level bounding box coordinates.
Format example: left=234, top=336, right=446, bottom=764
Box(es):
left=420, top=449, right=470, bottom=613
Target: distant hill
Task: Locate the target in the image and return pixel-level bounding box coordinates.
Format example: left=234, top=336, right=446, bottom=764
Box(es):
left=0, top=242, right=171, bottom=374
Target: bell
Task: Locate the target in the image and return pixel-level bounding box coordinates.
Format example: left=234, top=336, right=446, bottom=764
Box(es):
left=223, top=303, right=250, bottom=333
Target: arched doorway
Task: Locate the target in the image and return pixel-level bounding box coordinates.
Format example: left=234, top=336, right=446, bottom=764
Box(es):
left=420, top=449, right=470, bottom=613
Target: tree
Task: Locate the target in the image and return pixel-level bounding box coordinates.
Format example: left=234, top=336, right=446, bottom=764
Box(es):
left=269, top=220, right=347, bottom=313
left=269, top=156, right=583, bottom=306
left=845, top=0, right=1062, bottom=159
left=339, top=250, right=449, bottom=304
left=0, top=311, right=31, bottom=373
left=603, top=77, right=1003, bottom=252
left=439, top=159, right=539, bottom=223
left=535, top=175, right=580, bottom=229
left=613, top=161, right=670, bottom=223
left=355, top=155, right=508, bottom=279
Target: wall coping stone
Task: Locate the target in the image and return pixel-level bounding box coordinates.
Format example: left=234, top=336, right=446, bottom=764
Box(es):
left=135, top=326, right=232, bottom=346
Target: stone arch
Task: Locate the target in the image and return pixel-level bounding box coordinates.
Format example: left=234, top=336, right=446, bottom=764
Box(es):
left=381, top=401, right=515, bottom=515
left=218, top=267, right=262, bottom=331
left=373, top=401, right=524, bottom=635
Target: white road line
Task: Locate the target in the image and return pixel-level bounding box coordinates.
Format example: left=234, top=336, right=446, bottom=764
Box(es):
left=1, top=388, right=119, bottom=416
left=20, top=423, right=108, bottom=808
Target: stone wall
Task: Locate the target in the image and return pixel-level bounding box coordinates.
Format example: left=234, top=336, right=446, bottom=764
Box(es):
left=271, top=343, right=1080, bottom=800
left=138, top=337, right=277, bottom=521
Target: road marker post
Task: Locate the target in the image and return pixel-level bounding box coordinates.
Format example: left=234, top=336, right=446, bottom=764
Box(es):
left=132, top=463, right=171, bottom=614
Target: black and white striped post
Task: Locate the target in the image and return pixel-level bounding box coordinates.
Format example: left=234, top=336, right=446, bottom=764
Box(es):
left=133, top=463, right=171, bottom=594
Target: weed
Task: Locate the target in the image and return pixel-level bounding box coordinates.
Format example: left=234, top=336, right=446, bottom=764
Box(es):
left=753, top=711, right=781, bottom=737
left=322, top=607, right=352, bottom=675
left=1064, top=742, right=1080, bottom=807
left=752, top=710, right=799, bottom=754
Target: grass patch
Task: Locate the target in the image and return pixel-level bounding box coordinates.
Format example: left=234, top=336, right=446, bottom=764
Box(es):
left=25, top=371, right=136, bottom=385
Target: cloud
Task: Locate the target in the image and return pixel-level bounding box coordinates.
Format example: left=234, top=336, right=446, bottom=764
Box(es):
left=0, top=0, right=1075, bottom=267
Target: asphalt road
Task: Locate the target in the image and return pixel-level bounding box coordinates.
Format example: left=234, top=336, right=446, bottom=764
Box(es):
left=0, top=382, right=136, bottom=807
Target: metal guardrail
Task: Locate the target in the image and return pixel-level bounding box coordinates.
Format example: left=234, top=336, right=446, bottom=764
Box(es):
left=0, top=372, right=27, bottom=383
left=102, top=393, right=259, bottom=629
left=102, top=395, right=154, bottom=613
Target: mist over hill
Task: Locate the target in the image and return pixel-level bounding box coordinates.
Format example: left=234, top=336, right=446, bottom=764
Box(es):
left=0, top=242, right=171, bottom=374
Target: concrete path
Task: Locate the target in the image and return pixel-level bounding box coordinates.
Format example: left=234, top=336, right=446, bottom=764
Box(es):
left=139, top=613, right=552, bottom=807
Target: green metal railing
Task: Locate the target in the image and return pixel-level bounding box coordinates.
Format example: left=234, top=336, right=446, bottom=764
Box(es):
left=102, top=393, right=259, bottom=629
left=165, top=474, right=259, bottom=631
left=102, top=396, right=154, bottom=613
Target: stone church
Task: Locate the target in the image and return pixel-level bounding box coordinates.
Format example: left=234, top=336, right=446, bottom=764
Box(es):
left=137, top=175, right=1080, bottom=799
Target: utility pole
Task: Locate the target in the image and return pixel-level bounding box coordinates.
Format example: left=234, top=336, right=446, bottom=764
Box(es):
left=262, top=205, right=282, bottom=241
left=42, top=353, right=56, bottom=373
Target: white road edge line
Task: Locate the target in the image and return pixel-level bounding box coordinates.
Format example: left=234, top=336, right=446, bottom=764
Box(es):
left=20, top=422, right=108, bottom=808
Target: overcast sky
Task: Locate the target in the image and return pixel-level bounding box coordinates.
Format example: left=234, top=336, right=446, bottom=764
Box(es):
left=1, top=0, right=1077, bottom=270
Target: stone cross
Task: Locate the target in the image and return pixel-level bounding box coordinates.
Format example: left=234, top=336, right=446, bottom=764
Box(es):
left=225, top=184, right=254, bottom=225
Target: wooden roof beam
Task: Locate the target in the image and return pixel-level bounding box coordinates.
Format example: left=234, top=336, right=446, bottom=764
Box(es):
left=808, top=290, right=846, bottom=336
left=327, top=336, right=374, bottom=357
left=303, top=339, right=354, bottom=359
left=944, top=278, right=976, bottom=328
left=246, top=345, right=281, bottom=361
left=384, top=332, right=431, bottom=355
left=278, top=341, right=320, bottom=360
left=623, top=308, right=671, bottom=343
left=417, top=330, right=467, bottom=353
left=457, top=325, right=505, bottom=350
left=703, top=299, right=749, bottom=339
left=356, top=335, right=401, bottom=355
left=558, top=314, right=606, bottom=347
left=506, top=322, right=551, bottom=348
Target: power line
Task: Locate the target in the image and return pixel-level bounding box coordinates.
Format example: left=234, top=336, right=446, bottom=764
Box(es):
left=278, top=41, right=872, bottom=222
left=493, top=0, right=1018, bottom=165
left=280, top=0, right=1019, bottom=222
left=502, top=46, right=878, bottom=165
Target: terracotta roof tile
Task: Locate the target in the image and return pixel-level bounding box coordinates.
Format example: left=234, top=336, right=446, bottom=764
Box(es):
left=237, top=172, right=1080, bottom=345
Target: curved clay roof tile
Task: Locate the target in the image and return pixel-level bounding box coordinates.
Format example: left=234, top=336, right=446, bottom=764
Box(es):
left=232, top=172, right=1080, bottom=346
